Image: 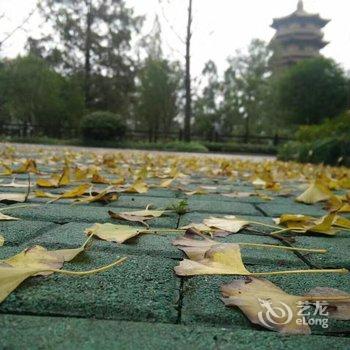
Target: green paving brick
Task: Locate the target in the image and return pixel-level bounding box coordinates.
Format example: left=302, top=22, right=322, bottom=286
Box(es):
left=4, top=203, right=178, bottom=227
left=32, top=222, right=183, bottom=259
left=0, top=220, right=57, bottom=246
left=0, top=251, right=179, bottom=324
left=1, top=315, right=349, bottom=350
left=292, top=234, right=350, bottom=269
left=181, top=266, right=350, bottom=334
left=185, top=196, right=261, bottom=215
left=257, top=202, right=327, bottom=217
left=181, top=275, right=253, bottom=328
left=108, top=194, right=180, bottom=210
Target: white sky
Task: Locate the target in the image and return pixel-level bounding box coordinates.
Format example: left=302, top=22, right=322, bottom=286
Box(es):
left=0, top=0, right=349, bottom=78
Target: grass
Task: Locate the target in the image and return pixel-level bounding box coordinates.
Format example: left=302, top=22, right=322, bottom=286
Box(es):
left=1, top=136, right=278, bottom=155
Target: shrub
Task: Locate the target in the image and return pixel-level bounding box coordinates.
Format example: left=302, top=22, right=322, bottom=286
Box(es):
left=203, top=142, right=277, bottom=155
left=80, top=111, right=126, bottom=142
left=296, top=111, right=350, bottom=141
left=279, top=111, right=350, bottom=166
left=278, top=137, right=350, bottom=166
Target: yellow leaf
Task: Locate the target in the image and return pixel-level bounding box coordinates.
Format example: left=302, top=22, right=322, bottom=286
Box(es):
left=174, top=243, right=346, bottom=277
left=13, top=160, right=38, bottom=174
left=175, top=244, right=251, bottom=276
left=203, top=216, right=249, bottom=233
left=185, top=187, right=208, bottom=196
left=0, top=213, right=19, bottom=221
left=306, top=214, right=338, bottom=235
left=180, top=223, right=212, bottom=232
left=0, top=235, right=4, bottom=246
left=160, top=178, right=175, bottom=188
left=75, top=187, right=119, bottom=204
left=296, top=180, right=332, bottom=204
left=123, top=180, right=149, bottom=194
left=92, top=172, right=110, bottom=184
left=0, top=193, right=27, bottom=203
left=0, top=266, right=43, bottom=304
left=35, top=184, right=91, bottom=201
left=85, top=223, right=148, bottom=244
left=0, top=235, right=118, bottom=303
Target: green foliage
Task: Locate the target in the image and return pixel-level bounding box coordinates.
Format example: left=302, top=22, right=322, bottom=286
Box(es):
left=137, top=58, right=181, bottom=142
left=277, top=58, right=348, bottom=125
left=296, top=111, right=350, bottom=141
left=278, top=138, right=350, bottom=166
left=222, top=39, right=272, bottom=137
left=0, top=55, right=84, bottom=136
left=80, top=112, right=126, bottom=142
left=168, top=200, right=189, bottom=215
left=278, top=112, right=350, bottom=166
left=37, top=0, right=143, bottom=113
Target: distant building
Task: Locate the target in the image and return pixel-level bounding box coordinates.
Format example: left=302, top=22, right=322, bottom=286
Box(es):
left=270, top=0, right=330, bottom=70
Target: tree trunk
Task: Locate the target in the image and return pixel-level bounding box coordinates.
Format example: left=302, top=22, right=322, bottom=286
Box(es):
left=84, top=0, right=93, bottom=108
left=184, top=0, right=193, bottom=142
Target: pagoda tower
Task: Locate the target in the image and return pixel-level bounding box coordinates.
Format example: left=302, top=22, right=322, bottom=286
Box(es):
left=270, top=0, right=330, bottom=70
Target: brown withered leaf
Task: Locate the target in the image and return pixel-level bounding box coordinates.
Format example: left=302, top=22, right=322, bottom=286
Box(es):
left=172, top=230, right=217, bottom=260
left=108, top=206, right=166, bottom=227
left=221, top=277, right=311, bottom=334
left=306, top=287, right=350, bottom=320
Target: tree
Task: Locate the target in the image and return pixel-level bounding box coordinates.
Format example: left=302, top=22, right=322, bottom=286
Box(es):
left=36, top=0, right=143, bottom=111
left=222, top=39, right=271, bottom=140
left=194, top=60, right=222, bottom=140
left=0, top=55, right=84, bottom=136
left=137, top=59, right=181, bottom=142
left=277, top=58, right=348, bottom=125
left=184, top=0, right=193, bottom=142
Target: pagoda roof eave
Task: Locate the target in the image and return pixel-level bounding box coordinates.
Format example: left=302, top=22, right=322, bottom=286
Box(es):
left=271, top=15, right=330, bottom=29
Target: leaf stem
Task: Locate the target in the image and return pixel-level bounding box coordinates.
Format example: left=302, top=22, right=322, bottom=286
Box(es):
left=248, top=221, right=281, bottom=230
left=53, top=257, right=127, bottom=276
left=238, top=243, right=327, bottom=254
left=0, top=204, right=40, bottom=212
left=253, top=268, right=348, bottom=276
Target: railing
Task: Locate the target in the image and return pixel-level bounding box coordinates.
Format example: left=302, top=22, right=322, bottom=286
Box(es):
left=0, top=123, right=293, bottom=146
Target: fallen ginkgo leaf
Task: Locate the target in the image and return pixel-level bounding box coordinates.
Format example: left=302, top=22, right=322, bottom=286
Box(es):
left=0, top=236, right=126, bottom=303
left=296, top=180, right=332, bottom=204
left=108, top=206, right=166, bottom=227
left=203, top=216, right=250, bottom=234
left=221, top=277, right=350, bottom=334
left=174, top=244, right=347, bottom=277
left=0, top=213, right=19, bottom=221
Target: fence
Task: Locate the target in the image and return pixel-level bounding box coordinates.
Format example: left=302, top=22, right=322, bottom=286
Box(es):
left=0, top=123, right=293, bottom=146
